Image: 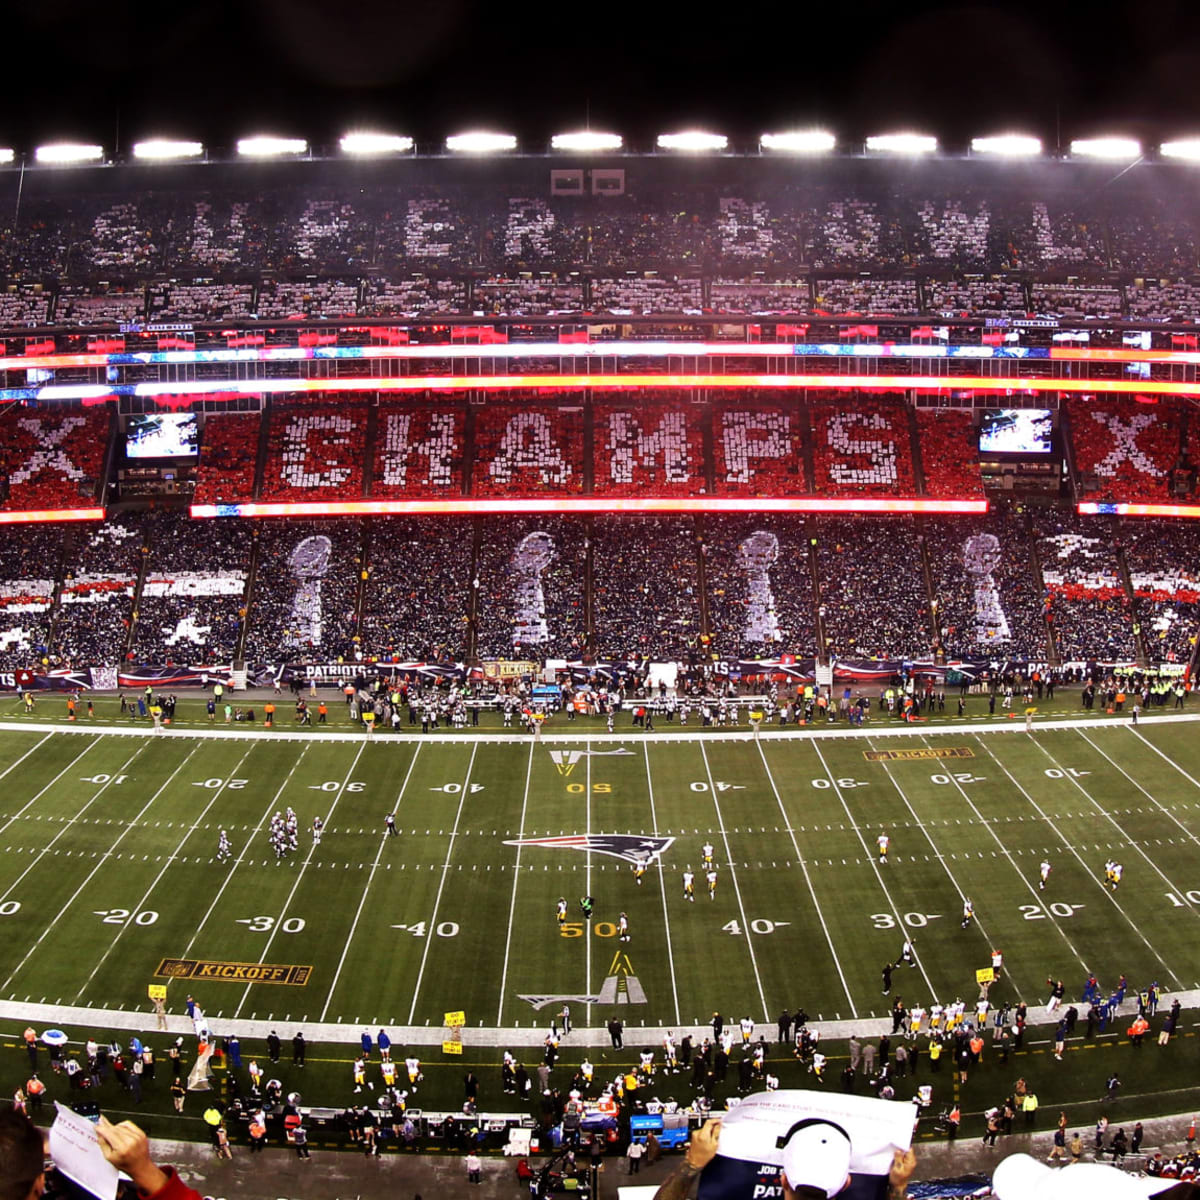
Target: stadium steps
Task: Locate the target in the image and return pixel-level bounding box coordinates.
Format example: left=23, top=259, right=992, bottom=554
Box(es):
left=95, top=406, right=121, bottom=509
left=694, top=515, right=712, bottom=645
left=354, top=521, right=372, bottom=638
left=466, top=519, right=483, bottom=661
left=808, top=530, right=828, bottom=665
left=583, top=515, right=595, bottom=652
left=582, top=391, right=595, bottom=494
left=700, top=394, right=717, bottom=495
left=1112, top=534, right=1150, bottom=668
left=906, top=403, right=928, bottom=494
left=462, top=402, right=477, bottom=496
left=251, top=404, right=271, bottom=500
left=1024, top=510, right=1060, bottom=665
left=234, top=532, right=263, bottom=664
left=1057, top=403, right=1083, bottom=502
left=916, top=520, right=939, bottom=657
left=362, top=403, right=379, bottom=496
left=798, top=396, right=817, bottom=492
left=122, top=526, right=153, bottom=662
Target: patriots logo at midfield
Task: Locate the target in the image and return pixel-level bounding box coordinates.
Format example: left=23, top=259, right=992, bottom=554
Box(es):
left=503, top=833, right=674, bottom=865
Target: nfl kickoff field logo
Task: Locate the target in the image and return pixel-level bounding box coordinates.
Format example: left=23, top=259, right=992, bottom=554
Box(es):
left=519, top=951, right=647, bottom=1010
left=549, top=748, right=635, bottom=777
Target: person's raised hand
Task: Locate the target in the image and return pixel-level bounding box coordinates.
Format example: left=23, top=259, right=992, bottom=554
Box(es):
left=96, top=1117, right=168, bottom=1195
left=685, top=1118, right=722, bottom=1171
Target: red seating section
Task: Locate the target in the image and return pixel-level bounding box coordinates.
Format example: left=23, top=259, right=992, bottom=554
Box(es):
left=1067, top=397, right=1184, bottom=502
left=916, top=410, right=985, bottom=498
left=0, top=407, right=110, bottom=510
left=193, top=413, right=261, bottom=504
left=260, top=403, right=368, bottom=501
left=712, top=400, right=804, bottom=495
left=373, top=403, right=466, bottom=497
left=592, top=394, right=705, bottom=495
left=810, top=397, right=915, bottom=496
left=471, top=401, right=585, bottom=496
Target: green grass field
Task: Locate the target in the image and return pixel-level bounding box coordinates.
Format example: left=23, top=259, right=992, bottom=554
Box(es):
left=3, top=695, right=1200, bottom=1143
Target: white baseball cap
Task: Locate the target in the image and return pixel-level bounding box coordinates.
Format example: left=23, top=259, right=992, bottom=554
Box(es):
left=780, top=1121, right=852, bottom=1198
left=992, top=1154, right=1172, bottom=1200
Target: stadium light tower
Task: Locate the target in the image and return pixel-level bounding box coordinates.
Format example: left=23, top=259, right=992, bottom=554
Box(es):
left=970, top=134, right=1042, bottom=157
left=551, top=131, right=623, bottom=152
left=35, top=143, right=104, bottom=164
left=236, top=135, right=308, bottom=158
left=1069, top=137, right=1141, bottom=159
left=132, top=139, right=204, bottom=161
left=657, top=130, right=728, bottom=152
left=760, top=130, right=836, bottom=153
left=0, top=148, right=14, bottom=165
left=865, top=132, right=937, bottom=154
left=445, top=131, right=518, bottom=153
left=340, top=131, right=414, bottom=155
left=1160, top=138, right=1200, bottom=161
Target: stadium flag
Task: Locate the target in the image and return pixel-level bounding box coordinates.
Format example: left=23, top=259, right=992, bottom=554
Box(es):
left=24, top=339, right=55, bottom=355
left=777, top=323, right=809, bottom=338
left=838, top=324, right=878, bottom=338
left=912, top=326, right=935, bottom=338
left=479, top=326, right=509, bottom=344
left=87, top=337, right=125, bottom=353
left=558, top=327, right=589, bottom=344
left=1052, top=331, right=1089, bottom=343
left=297, top=331, right=339, bottom=347
left=746, top=324, right=762, bottom=341
left=157, top=336, right=193, bottom=350
left=1171, top=333, right=1199, bottom=349
left=1123, top=331, right=1152, bottom=349
left=981, top=330, right=1004, bottom=346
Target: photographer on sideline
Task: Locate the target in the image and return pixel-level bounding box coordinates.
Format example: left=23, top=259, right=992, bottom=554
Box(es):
left=652, top=1117, right=916, bottom=1200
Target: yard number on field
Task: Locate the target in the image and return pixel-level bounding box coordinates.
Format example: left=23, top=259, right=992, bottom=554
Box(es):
left=870, top=913, right=939, bottom=928
left=722, top=919, right=789, bottom=935
left=0, top=902, right=20, bottom=915
left=192, top=778, right=248, bottom=789
left=689, top=782, right=745, bottom=792
left=236, top=916, right=306, bottom=933
left=1044, top=768, right=1089, bottom=778
left=812, top=778, right=867, bottom=789
left=1164, top=891, right=1200, bottom=907
left=81, top=774, right=126, bottom=785
left=930, top=772, right=985, bottom=784
left=392, top=921, right=460, bottom=937
left=311, top=781, right=365, bottom=792
left=1019, top=903, right=1085, bottom=919
left=94, top=908, right=158, bottom=925
left=431, top=783, right=485, bottom=793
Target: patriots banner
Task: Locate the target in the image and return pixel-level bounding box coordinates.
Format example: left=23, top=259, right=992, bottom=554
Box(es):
left=247, top=661, right=467, bottom=689
left=0, top=666, right=113, bottom=692
left=698, top=1091, right=913, bottom=1200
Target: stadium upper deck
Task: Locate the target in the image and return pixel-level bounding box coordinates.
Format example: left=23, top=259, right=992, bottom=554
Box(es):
left=0, top=153, right=1197, bottom=294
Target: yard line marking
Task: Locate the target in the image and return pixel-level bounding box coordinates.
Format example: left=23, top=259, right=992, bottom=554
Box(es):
left=700, top=742, right=769, bottom=1023
left=585, top=746, right=594, bottom=1025
left=496, top=743, right=535, bottom=1025
left=1129, top=727, right=1200, bottom=797
left=2, top=742, right=191, bottom=992
left=973, top=735, right=1179, bottom=988
left=810, top=740, right=940, bottom=1000
left=0, top=736, right=104, bottom=844
left=234, top=741, right=368, bottom=1018
left=755, top=740, right=854, bottom=1015
left=74, top=743, right=229, bottom=1000
left=1031, top=736, right=1200, bottom=953
left=179, top=745, right=314, bottom=973
left=644, top=742, right=681, bottom=1027
left=865, top=739, right=1029, bottom=993
left=0, top=741, right=144, bottom=909
left=320, top=744, right=422, bottom=1021
left=1078, top=729, right=1200, bottom=857
left=407, top=744, right=477, bottom=1024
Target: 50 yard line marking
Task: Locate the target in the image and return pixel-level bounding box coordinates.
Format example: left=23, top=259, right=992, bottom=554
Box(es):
left=407, top=743, right=477, bottom=1024
left=700, top=741, right=768, bottom=1022
left=585, top=746, right=593, bottom=1024
left=755, top=740, right=853, bottom=1015
left=320, top=745, right=422, bottom=1022
left=233, top=741, right=367, bottom=1018
left=644, top=742, right=681, bottom=1027
left=496, top=742, right=535, bottom=1025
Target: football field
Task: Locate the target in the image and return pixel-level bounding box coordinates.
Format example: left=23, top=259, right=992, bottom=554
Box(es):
left=2, top=708, right=1200, bottom=1039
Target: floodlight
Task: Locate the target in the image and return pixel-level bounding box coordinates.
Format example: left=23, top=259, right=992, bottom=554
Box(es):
left=35, top=143, right=104, bottom=164
left=0, top=148, right=14, bottom=165
left=1070, top=137, right=1141, bottom=159
left=970, top=134, right=1042, bottom=156
left=1160, top=138, right=1200, bottom=161
left=551, top=131, right=623, bottom=152
left=866, top=133, right=938, bottom=154
left=445, top=131, right=517, bottom=153
left=132, top=139, right=204, bottom=160
left=340, top=131, right=414, bottom=155
left=657, top=130, right=728, bottom=151
left=236, top=135, right=308, bottom=157
left=760, top=130, right=836, bottom=153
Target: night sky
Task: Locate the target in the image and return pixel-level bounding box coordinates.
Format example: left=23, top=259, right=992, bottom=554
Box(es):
left=8, top=0, right=1200, bottom=154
